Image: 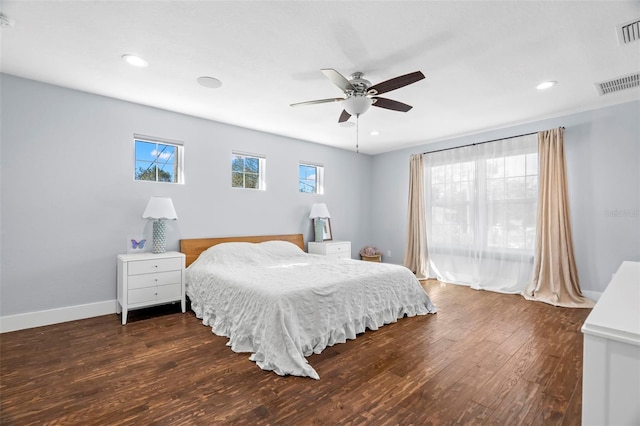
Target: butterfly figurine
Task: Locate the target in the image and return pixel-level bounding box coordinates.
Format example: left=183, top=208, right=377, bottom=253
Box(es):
left=131, top=239, right=146, bottom=250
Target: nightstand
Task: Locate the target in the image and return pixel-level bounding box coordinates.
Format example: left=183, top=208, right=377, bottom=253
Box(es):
left=308, top=241, right=351, bottom=259
left=116, top=251, right=186, bottom=325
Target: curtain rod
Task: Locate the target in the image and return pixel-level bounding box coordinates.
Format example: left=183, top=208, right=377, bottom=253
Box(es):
left=422, top=127, right=564, bottom=155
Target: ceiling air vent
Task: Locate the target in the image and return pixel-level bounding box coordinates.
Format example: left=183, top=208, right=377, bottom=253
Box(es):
left=617, top=18, right=640, bottom=45
left=594, top=72, right=640, bottom=96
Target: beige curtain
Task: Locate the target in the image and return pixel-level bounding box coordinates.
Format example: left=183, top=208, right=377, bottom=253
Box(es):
left=523, top=128, right=594, bottom=308
left=404, top=154, right=428, bottom=279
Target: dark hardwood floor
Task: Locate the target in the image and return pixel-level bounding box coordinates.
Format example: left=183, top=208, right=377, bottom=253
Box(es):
left=1, top=280, right=591, bottom=425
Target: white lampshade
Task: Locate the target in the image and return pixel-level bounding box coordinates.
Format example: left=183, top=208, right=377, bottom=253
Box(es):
left=142, top=197, right=178, bottom=220
left=309, top=203, right=331, bottom=219
left=344, top=94, right=372, bottom=116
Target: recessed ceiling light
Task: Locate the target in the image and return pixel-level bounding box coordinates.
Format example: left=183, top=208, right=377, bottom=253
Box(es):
left=122, top=54, right=148, bottom=68
left=536, top=81, right=557, bottom=90
left=339, top=121, right=355, bottom=128
left=370, top=130, right=380, bottom=136
left=197, top=76, right=222, bottom=89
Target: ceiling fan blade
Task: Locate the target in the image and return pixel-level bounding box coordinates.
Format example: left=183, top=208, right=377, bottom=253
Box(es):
left=321, top=68, right=355, bottom=93
left=338, top=110, right=352, bottom=123
left=368, top=71, right=425, bottom=95
left=372, top=97, right=413, bottom=112
left=290, top=97, right=344, bottom=107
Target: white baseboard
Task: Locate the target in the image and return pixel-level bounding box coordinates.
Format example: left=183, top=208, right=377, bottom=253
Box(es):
left=0, top=300, right=118, bottom=333
left=582, top=290, right=603, bottom=303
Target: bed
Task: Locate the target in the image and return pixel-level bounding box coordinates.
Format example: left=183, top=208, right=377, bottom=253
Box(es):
left=181, top=234, right=436, bottom=379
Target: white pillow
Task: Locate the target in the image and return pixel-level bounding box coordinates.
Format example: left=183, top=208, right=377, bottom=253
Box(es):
left=199, top=242, right=261, bottom=265
left=258, top=240, right=305, bottom=257
left=196, top=240, right=305, bottom=266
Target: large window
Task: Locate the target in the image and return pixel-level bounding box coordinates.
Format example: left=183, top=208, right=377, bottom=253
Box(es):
left=430, top=160, right=476, bottom=248
left=232, top=152, right=266, bottom=190
left=134, top=136, right=183, bottom=183
left=299, top=162, right=324, bottom=194
left=428, top=141, right=538, bottom=252
left=424, top=134, right=538, bottom=293
left=485, top=152, right=538, bottom=250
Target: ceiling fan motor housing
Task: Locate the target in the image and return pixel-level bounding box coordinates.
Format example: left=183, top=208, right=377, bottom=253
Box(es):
left=349, top=72, right=372, bottom=94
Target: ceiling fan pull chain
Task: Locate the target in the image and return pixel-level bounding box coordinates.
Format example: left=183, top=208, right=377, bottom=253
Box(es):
left=356, top=114, right=359, bottom=154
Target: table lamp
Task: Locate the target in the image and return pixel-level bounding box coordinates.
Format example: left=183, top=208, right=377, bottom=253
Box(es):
left=142, top=197, right=178, bottom=253
left=309, top=203, right=331, bottom=242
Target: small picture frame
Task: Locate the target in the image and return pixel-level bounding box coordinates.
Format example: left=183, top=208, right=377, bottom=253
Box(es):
left=127, top=235, right=148, bottom=253
left=323, top=219, right=333, bottom=241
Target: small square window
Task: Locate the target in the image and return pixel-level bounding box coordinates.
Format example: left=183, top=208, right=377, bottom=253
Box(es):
left=134, top=136, right=183, bottom=184
left=232, top=152, right=266, bottom=190
left=299, top=163, right=324, bottom=194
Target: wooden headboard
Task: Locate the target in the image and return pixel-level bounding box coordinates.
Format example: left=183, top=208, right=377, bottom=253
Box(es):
left=180, top=233, right=305, bottom=267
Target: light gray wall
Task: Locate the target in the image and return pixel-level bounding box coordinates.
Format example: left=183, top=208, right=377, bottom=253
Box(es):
left=0, top=74, right=373, bottom=316
left=2, top=73, right=637, bottom=319
left=371, top=100, right=640, bottom=294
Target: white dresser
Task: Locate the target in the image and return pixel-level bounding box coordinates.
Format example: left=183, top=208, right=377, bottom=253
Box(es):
left=117, top=251, right=186, bottom=325
left=581, top=261, right=640, bottom=425
left=308, top=241, right=351, bottom=259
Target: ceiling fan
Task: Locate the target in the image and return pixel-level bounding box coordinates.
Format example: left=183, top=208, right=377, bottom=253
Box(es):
left=290, top=68, right=425, bottom=122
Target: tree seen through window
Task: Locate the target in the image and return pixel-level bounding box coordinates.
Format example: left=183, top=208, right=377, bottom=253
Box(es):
left=134, top=139, right=179, bottom=183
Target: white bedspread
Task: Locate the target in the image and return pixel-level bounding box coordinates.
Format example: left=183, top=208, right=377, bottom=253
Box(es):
left=186, top=241, right=436, bottom=379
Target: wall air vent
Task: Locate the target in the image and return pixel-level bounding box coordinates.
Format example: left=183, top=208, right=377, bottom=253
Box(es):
left=617, top=18, right=640, bottom=45
left=594, top=73, right=639, bottom=96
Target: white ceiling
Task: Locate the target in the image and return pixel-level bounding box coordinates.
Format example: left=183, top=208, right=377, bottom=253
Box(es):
left=1, top=1, right=639, bottom=154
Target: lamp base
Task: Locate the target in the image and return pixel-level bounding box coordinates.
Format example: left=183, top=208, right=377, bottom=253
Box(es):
left=152, top=220, right=166, bottom=253
left=314, top=218, right=325, bottom=242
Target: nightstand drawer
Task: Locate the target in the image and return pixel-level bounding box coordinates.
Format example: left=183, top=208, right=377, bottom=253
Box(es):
left=127, top=270, right=182, bottom=289
left=326, top=252, right=350, bottom=259
left=127, top=257, right=182, bottom=275
left=128, top=283, right=182, bottom=305
left=324, top=244, right=349, bottom=255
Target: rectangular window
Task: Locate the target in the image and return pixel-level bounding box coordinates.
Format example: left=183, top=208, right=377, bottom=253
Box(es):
left=232, top=152, right=266, bottom=190
left=485, top=152, right=538, bottom=250
left=134, top=135, right=183, bottom=184
left=427, top=135, right=538, bottom=253
left=429, top=160, right=476, bottom=248
left=299, top=162, right=324, bottom=194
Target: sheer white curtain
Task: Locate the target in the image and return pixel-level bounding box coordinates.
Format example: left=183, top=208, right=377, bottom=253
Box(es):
left=425, top=134, right=538, bottom=293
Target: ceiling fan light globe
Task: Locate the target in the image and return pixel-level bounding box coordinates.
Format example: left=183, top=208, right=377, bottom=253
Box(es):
left=344, top=95, right=372, bottom=116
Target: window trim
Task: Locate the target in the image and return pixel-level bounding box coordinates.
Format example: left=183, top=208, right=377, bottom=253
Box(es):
left=133, top=134, right=184, bottom=184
